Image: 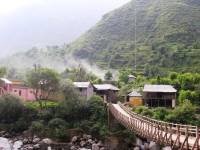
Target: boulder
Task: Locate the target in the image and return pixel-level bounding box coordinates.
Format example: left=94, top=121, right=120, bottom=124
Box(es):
left=13, top=141, right=23, bottom=150
left=149, top=141, right=160, bottom=150
left=92, top=144, right=100, bottom=150
left=162, top=146, right=172, bottom=150
left=88, top=139, right=94, bottom=144
left=83, top=134, right=88, bottom=140
left=33, top=137, right=40, bottom=144
left=70, top=145, right=76, bottom=150
left=80, top=140, right=87, bottom=147
left=41, top=138, right=53, bottom=144
left=133, top=147, right=140, bottom=150
left=72, top=136, right=78, bottom=143
left=135, top=138, right=143, bottom=146
left=144, top=143, right=149, bottom=150
left=97, top=141, right=103, bottom=147
left=87, top=135, right=92, bottom=139
left=33, top=144, right=40, bottom=149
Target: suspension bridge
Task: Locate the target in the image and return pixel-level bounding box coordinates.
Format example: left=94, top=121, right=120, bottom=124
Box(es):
left=108, top=102, right=200, bottom=150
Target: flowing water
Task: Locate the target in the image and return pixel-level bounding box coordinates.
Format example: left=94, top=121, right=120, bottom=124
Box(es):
left=0, top=137, right=22, bottom=150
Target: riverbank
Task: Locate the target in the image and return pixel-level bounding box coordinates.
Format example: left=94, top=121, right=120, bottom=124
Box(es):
left=0, top=131, right=106, bottom=150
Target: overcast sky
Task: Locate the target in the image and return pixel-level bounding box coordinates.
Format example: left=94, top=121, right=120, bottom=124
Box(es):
left=0, top=0, right=130, bottom=57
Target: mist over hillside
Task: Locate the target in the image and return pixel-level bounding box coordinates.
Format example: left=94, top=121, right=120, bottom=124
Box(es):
left=0, top=0, right=130, bottom=57
left=69, top=0, right=200, bottom=72
left=1, top=0, right=200, bottom=74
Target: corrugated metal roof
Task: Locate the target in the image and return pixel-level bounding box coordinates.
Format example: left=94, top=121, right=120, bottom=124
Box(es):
left=73, top=82, right=90, bottom=88
left=128, top=75, right=136, bottom=78
left=0, top=78, right=12, bottom=84
left=143, top=84, right=177, bottom=93
left=94, top=84, right=119, bottom=91
left=128, top=91, right=142, bottom=97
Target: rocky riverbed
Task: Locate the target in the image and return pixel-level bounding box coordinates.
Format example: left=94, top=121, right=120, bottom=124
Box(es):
left=0, top=131, right=172, bottom=150
left=0, top=131, right=106, bottom=150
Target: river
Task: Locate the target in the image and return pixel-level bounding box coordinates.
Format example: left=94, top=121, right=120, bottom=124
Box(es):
left=0, top=137, right=22, bottom=150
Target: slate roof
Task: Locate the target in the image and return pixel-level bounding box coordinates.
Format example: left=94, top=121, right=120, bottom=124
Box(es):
left=143, top=84, right=177, bottom=93
left=128, top=91, right=142, bottom=97
left=73, top=82, right=91, bottom=88
left=128, top=75, right=136, bottom=78
left=94, top=84, right=119, bottom=91
left=0, top=78, right=12, bottom=84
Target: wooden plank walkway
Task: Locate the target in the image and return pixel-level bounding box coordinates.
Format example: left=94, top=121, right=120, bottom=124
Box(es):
left=109, top=102, right=200, bottom=150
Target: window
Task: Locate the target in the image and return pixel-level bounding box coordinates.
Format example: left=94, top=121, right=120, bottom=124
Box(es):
left=19, top=90, right=22, bottom=96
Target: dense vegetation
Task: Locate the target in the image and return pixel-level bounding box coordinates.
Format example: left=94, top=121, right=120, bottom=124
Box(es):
left=133, top=101, right=198, bottom=125
left=0, top=94, right=108, bottom=142
left=1, top=0, right=200, bottom=74
left=117, top=69, right=200, bottom=125
left=67, top=0, right=200, bottom=72
left=0, top=67, right=132, bottom=143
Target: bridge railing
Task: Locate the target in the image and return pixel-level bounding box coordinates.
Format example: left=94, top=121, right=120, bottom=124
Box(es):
left=117, top=102, right=199, bottom=137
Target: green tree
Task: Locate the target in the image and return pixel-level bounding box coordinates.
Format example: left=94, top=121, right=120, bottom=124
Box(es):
left=27, top=68, right=60, bottom=109
left=118, top=68, right=134, bottom=84
left=165, top=100, right=197, bottom=125
left=104, top=71, right=113, bottom=81
left=0, top=95, right=24, bottom=123
left=0, top=67, right=7, bottom=77
left=179, top=90, right=199, bottom=104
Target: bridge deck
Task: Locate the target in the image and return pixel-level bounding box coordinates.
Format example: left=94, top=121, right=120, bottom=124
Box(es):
left=110, top=103, right=200, bottom=149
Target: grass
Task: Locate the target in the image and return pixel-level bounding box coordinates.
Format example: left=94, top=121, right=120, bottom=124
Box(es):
left=25, top=100, right=60, bottom=109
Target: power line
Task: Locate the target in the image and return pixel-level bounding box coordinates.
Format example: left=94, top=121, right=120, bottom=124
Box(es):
left=134, top=0, right=137, bottom=71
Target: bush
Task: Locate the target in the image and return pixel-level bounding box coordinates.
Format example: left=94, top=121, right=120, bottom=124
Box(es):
left=30, top=121, right=45, bottom=135
left=152, top=107, right=169, bottom=120
left=165, top=100, right=197, bottom=125
left=134, top=106, right=154, bottom=117
left=87, top=95, right=106, bottom=121
left=22, top=106, right=38, bottom=122
left=0, top=95, right=24, bottom=123
left=12, top=118, right=29, bottom=133
left=51, top=128, right=70, bottom=142
left=48, top=118, right=70, bottom=141
left=38, top=109, right=54, bottom=122
left=48, top=118, right=69, bottom=129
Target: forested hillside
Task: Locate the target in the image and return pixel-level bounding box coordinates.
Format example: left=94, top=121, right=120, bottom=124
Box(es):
left=69, top=0, right=200, bottom=72
left=1, top=0, right=200, bottom=73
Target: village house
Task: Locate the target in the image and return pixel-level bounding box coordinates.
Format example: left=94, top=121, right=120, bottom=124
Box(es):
left=128, top=74, right=136, bottom=82
left=0, top=78, right=37, bottom=101
left=143, top=84, right=177, bottom=108
left=128, top=90, right=142, bottom=107
left=94, top=84, right=119, bottom=103
left=0, top=78, right=12, bottom=96
left=73, top=82, right=94, bottom=100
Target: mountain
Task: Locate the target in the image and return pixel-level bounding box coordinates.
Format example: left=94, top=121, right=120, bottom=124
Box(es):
left=1, top=0, right=200, bottom=73
left=68, top=0, right=200, bottom=72
left=0, top=0, right=130, bottom=57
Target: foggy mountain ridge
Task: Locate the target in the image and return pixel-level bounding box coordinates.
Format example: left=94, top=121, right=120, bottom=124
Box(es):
left=0, top=0, right=130, bottom=57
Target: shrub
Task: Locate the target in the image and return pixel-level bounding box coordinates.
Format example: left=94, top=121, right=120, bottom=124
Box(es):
left=30, top=121, right=45, bottom=135
left=38, top=109, right=54, bottom=122
left=51, top=128, right=70, bottom=142
left=152, top=107, right=169, bottom=120
left=87, top=95, right=106, bottom=122
left=12, top=118, right=29, bottom=133
left=134, top=106, right=153, bottom=117
left=165, top=100, right=197, bottom=125
left=48, top=118, right=69, bottom=129
left=0, top=95, right=24, bottom=123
